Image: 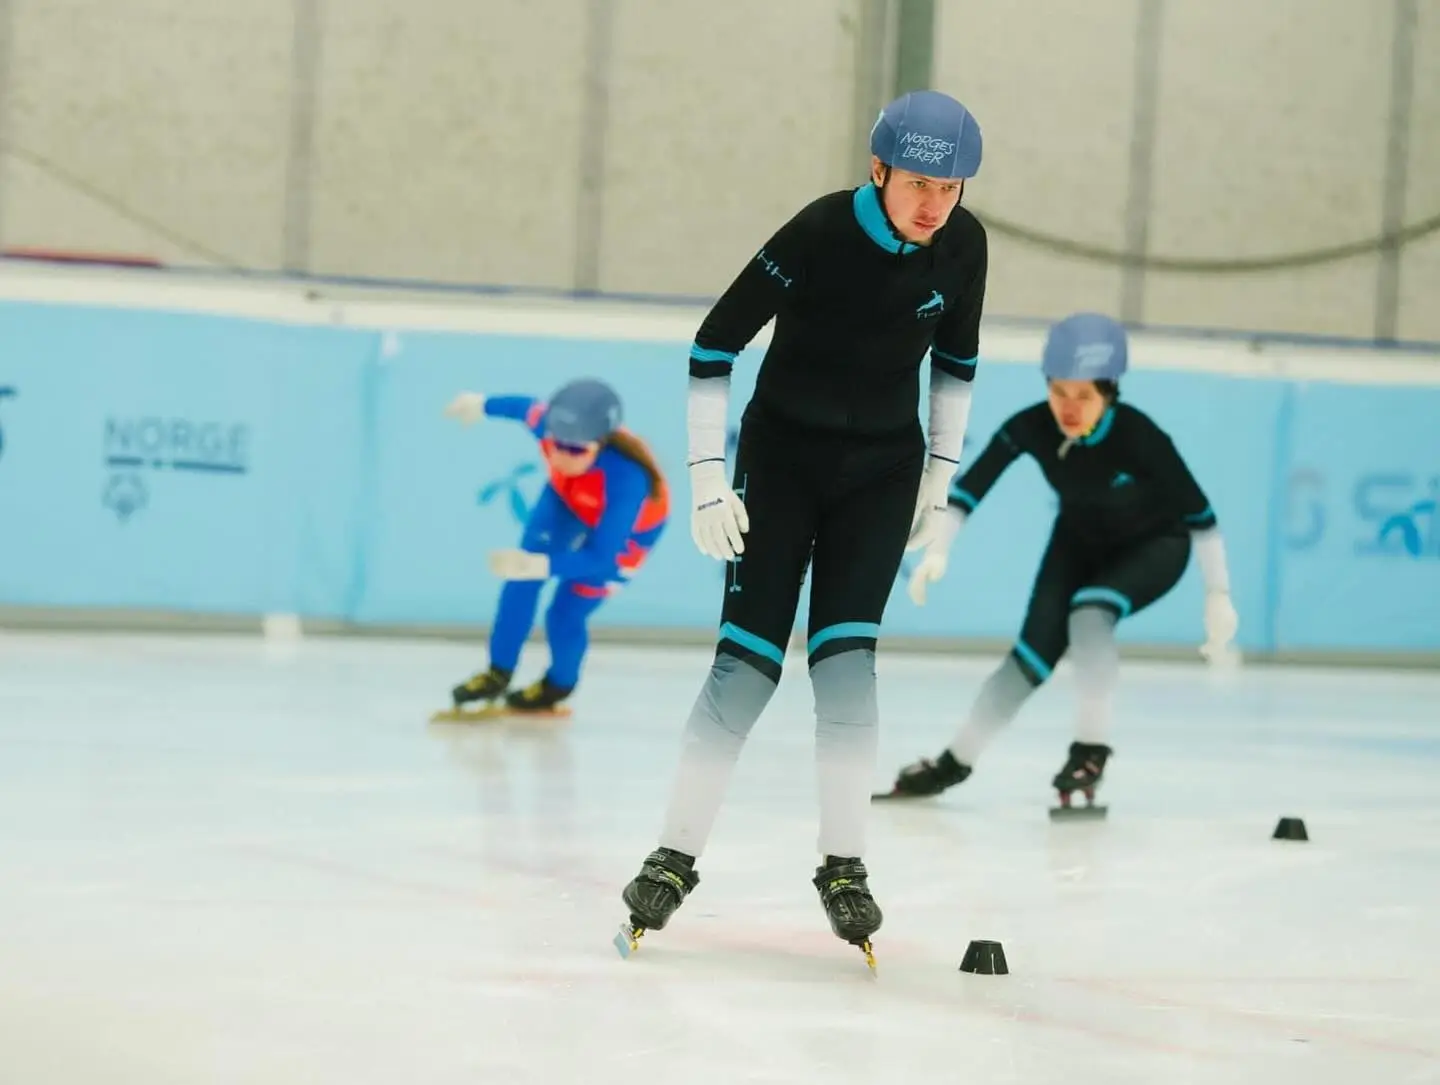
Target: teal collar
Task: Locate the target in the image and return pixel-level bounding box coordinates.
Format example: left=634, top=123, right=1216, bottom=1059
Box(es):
left=852, top=184, right=920, bottom=254
left=1077, top=406, right=1116, bottom=446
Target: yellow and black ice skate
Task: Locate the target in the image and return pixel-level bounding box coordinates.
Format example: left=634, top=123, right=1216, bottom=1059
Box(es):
left=502, top=676, right=575, bottom=719
left=814, top=857, right=881, bottom=973
left=615, top=848, right=699, bottom=959
left=428, top=665, right=514, bottom=723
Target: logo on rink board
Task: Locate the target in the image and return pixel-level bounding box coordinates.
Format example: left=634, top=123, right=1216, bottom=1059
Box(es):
left=101, top=416, right=251, bottom=523
left=1355, top=473, right=1440, bottom=559
left=1285, top=468, right=1440, bottom=560
left=476, top=462, right=540, bottom=526
left=0, top=386, right=15, bottom=465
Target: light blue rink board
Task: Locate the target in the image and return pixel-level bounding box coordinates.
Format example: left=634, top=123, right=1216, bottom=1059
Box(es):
left=0, top=298, right=1436, bottom=653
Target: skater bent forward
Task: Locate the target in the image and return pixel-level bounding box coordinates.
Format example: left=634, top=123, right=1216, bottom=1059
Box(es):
left=879, top=312, right=1239, bottom=810
left=442, top=379, right=669, bottom=717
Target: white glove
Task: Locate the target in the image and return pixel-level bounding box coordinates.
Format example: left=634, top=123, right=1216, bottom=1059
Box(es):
left=488, top=549, right=550, bottom=581
left=1200, top=590, right=1239, bottom=663
left=444, top=391, right=486, bottom=425
left=906, top=458, right=954, bottom=552
left=907, top=506, right=965, bottom=606
left=689, top=460, right=748, bottom=561
left=907, top=551, right=947, bottom=607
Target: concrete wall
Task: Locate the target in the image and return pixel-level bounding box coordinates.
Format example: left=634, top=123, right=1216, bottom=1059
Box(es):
left=0, top=0, right=1434, bottom=340
left=2, top=0, right=294, bottom=268
left=933, top=0, right=1440, bottom=341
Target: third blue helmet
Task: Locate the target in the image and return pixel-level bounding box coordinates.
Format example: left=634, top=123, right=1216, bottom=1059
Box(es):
left=869, top=90, right=982, bottom=180
left=1041, top=313, right=1129, bottom=382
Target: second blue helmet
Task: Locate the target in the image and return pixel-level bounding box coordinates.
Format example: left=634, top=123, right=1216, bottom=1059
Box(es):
left=545, top=378, right=622, bottom=445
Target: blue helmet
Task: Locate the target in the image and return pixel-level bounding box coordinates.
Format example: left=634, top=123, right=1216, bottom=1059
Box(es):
left=545, top=378, right=622, bottom=445
left=1042, top=313, right=1129, bottom=382
left=869, top=90, right=982, bottom=180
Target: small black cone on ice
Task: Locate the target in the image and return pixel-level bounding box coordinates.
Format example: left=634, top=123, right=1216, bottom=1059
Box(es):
left=1273, top=816, right=1308, bottom=841
left=959, top=939, right=1008, bottom=975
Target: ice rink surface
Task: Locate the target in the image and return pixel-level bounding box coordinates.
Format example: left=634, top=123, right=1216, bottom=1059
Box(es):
left=1, top=630, right=1437, bottom=1084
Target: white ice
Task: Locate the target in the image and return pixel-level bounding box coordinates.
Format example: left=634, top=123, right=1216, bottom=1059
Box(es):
left=1, top=631, right=1438, bottom=1084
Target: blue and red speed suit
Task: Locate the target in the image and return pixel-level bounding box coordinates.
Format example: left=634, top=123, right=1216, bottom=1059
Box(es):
left=484, top=396, right=669, bottom=690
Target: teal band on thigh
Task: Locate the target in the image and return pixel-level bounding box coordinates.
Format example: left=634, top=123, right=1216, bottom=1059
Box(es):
left=1070, top=586, right=1133, bottom=619
left=718, top=622, right=785, bottom=666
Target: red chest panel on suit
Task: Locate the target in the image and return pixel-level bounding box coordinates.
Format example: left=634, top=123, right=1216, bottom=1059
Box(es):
left=543, top=451, right=607, bottom=528
left=539, top=438, right=669, bottom=532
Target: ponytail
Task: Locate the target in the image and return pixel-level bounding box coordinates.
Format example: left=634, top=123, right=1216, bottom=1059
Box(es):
left=605, top=430, right=666, bottom=500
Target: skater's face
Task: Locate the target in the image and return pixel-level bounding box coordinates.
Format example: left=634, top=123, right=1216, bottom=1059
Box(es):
left=548, top=439, right=601, bottom=475
left=1047, top=379, right=1109, bottom=438
left=872, top=159, right=963, bottom=245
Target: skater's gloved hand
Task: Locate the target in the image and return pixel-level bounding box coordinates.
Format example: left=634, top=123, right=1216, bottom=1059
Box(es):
left=689, top=460, right=749, bottom=561
left=1200, top=590, right=1239, bottom=663
left=444, top=391, right=486, bottom=425
left=488, top=549, right=550, bottom=581
left=905, top=457, right=955, bottom=551
left=906, top=507, right=965, bottom=606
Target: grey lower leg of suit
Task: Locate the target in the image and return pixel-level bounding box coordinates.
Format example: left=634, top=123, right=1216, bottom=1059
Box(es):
left=657, top=653, right=777, bottom=858
left=810, top=649, right=879, bottom=859
left=947, top=655, right=1039, bottom=766
left=1067, top=605, right=1119, bottom=744
left=946, top=606, right=1120, bottom=764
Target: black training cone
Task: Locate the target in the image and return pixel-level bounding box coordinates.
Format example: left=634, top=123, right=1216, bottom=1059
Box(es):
left=1273, top=816, right=1308, bottom=841
left=959, top=939, right=1009, bottom=975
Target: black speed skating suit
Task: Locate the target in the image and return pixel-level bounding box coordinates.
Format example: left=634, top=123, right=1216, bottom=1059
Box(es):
left=691, top=184, right=988, bottom=674
left=951, top=401, right=1217, bottom=682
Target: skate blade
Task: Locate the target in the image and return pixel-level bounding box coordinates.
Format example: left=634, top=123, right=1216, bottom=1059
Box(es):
left=857, top=939, right=877, bottom=973
left=429, top=704, right=573, bottom=724
left=613, top=922, right=645, bottom=959
left=870, top=789, right=929, bottom=802
left=1048, top=803, right=1108, bottom=821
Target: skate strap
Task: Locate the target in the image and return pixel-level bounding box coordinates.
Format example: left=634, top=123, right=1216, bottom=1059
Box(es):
left=814, top=861, right=870, bottom=899
left=642, top=852, right=699, bottom=891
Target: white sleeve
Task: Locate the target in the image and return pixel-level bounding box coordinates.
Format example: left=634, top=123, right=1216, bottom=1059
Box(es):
left=1191, top=527, right=1231, bottom=593
left=687, top=375, right=730, bottom=467
left=928, top=369, right=973, bottom=467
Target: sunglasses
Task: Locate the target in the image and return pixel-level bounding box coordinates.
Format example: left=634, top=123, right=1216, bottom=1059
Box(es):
left=551, top=439, right=595, bottom=456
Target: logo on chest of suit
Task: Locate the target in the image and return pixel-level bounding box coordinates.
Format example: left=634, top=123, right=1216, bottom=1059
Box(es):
left=1110, top=471, right=1135, bottom=488
left=915, top=290, right=945, bottom=319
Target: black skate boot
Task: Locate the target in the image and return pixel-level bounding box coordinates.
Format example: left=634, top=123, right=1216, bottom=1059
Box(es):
left=872, top=749, right=972, bottom=800
left=504, top=676, right=574, bottom=716
left=615, top=847, right=699, bottom=957
left=434, top=665, right=513, bottom=721
left=1049, top=741, right=1112, bottom=820
left=813, top=856, right=882, bottom=970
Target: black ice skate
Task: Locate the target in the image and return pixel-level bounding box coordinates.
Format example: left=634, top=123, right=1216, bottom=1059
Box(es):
left=615, top=848, right=699, bottom=958
left=1049, top=741, right=1112, bottom=820
left=430, top=665, right=514, bottom=722
left=872, top=749, right=972, bottom=800
left=504, top=676, right=574, bottom=717
left=813, top=856, right=881, bottom=971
